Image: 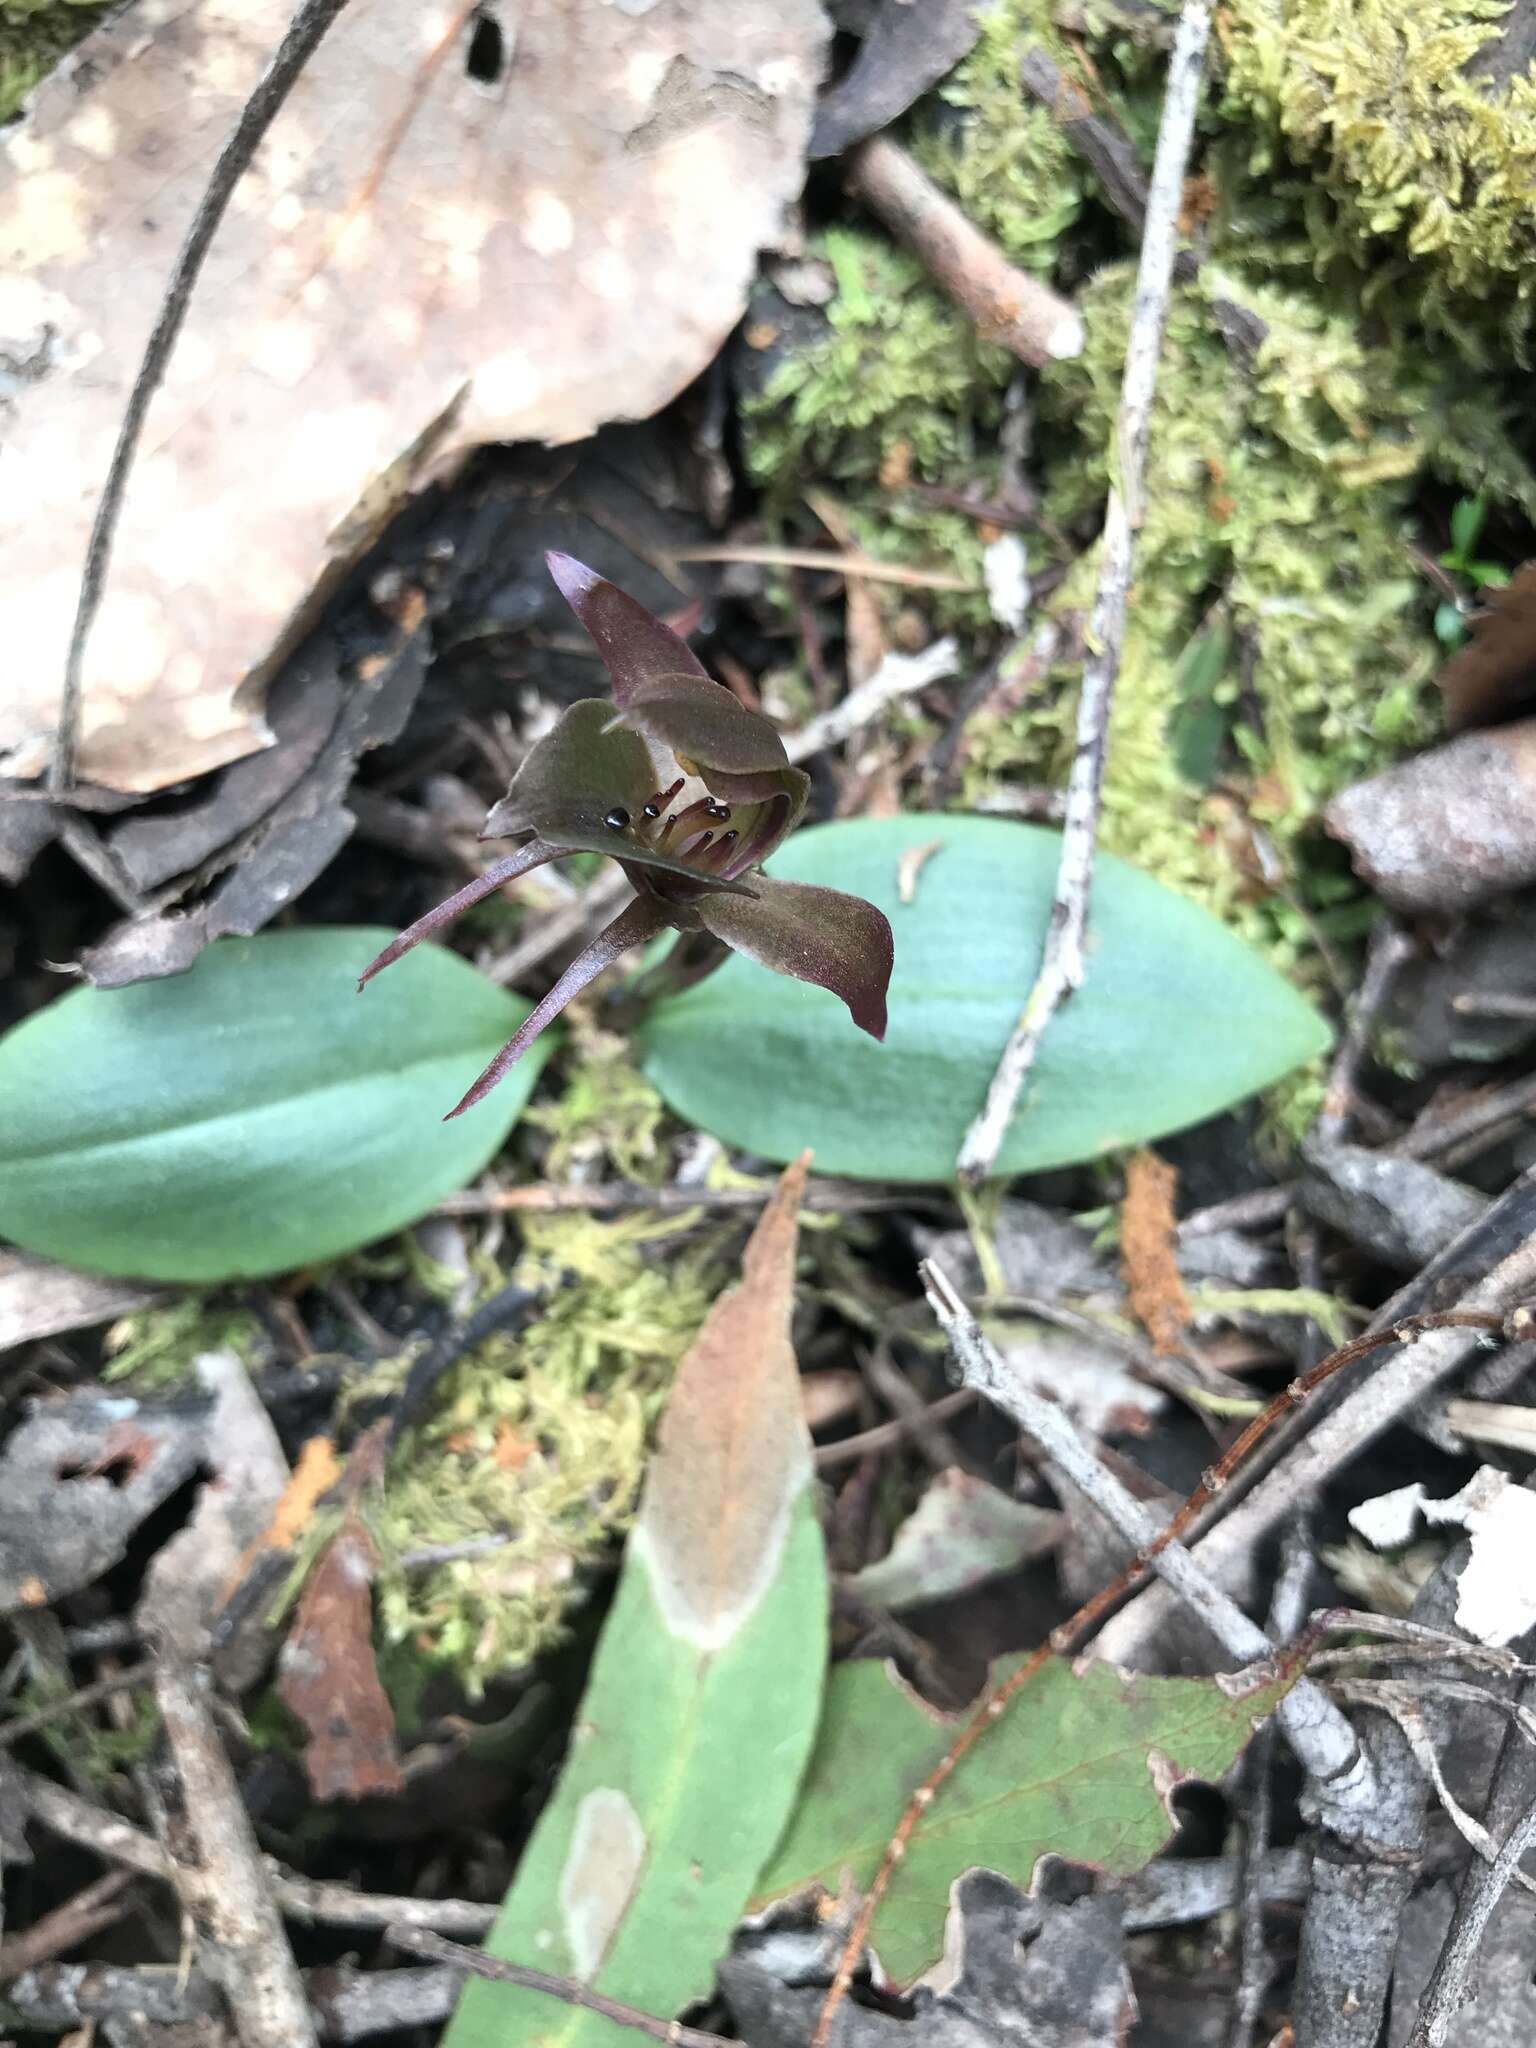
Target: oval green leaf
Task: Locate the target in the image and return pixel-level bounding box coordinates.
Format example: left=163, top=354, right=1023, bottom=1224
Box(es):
left=639, top=815, right=1330, bottom=1182
left=0, top=928, right=550, bottom=1283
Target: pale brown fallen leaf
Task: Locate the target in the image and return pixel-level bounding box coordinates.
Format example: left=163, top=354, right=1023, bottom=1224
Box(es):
left=277, top=1430, right=402, bottom=1803
left=638, top=1151, right=813, bottom=1645
left=0, top=0, right=827, bottom=793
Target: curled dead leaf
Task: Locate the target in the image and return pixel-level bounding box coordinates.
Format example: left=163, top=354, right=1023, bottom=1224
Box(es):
left=0, top=0, right=827, bottom=793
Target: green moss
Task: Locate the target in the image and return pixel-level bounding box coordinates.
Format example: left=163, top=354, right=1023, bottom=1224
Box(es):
left=521, top=1019, right=667, bottom=1183
left=103, top=1297, right=264, bottom=1389
left=1, top=0, right=105, bottom=123
left=375, top=1210, right=731, bottom=1686
left=908, top=0, right=1089, bottom=270
left=1219, top=0, right=1536, bottom=319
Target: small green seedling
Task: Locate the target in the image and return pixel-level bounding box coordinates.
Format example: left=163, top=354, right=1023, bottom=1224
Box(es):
left=1435, top=494, right=1511, bottom=648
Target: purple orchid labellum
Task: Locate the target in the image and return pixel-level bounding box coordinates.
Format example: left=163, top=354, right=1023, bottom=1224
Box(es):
left=358, top=552, right=895, bottom=1119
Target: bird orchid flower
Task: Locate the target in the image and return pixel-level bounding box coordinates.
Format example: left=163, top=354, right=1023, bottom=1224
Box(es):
left=358, top=553, right=895, bottom=1118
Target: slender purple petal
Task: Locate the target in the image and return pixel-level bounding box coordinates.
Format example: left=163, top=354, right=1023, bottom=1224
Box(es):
left=445, top=893, right=673, bottom=1119
left=357, top=841, right=570, bottom=990
left=696, top=876, right=894, bottom=1040
left=545, top=552, right=708, bottom=707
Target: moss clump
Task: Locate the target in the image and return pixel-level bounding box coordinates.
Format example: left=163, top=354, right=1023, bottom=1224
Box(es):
left=376, top=1207, right=731, bottom=1687
left=1, top=0, right=105, bottom=123
left=103, top=1297, right=264, bottom=1389
left=1219, top=0, right=1536, bottom=322
left=521, top=1017, right=667, bottom=1183
left=908, top=0, right=1089, bottom=269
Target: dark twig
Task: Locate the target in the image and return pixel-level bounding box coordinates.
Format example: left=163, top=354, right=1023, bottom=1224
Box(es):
left=922, top=620, right=1062, bottom=800
left=1019, top=47, right=1149, bottom=229
left=0, top=1871, right=139, bottom=1979
left=860, top=1346, right=974, bottom=1473
left=1315, top=919, right=1417, bottom=1142
left=955, top=0, right=1213, bottom=1182
left=1394, top=1069, right=1536, bottom=1171
left=51, top=0, right=354, bottom=794
left=0, top=1659, right=156, bottom=1750
left=1228, top=1517, right=1314, bottom=2048
left=382, top=1924, right=733, bottom=2047
left=387, top=1281, right=543, bottom=1446
left=1, top=1961, right=220, bottom=2031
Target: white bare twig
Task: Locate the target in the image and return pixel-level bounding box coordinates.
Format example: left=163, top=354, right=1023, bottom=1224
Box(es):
left=922, top=1261, right=1376, bottom=1827
left=784, top=637, right=959, bottom=761
left=955, top=0, right=1213, bottom=1183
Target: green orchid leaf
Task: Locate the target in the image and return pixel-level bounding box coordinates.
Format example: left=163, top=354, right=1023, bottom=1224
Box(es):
left=696, top=875, right=893, bottom=1040
left=640, top=815, right=1331, bottom=1182
left=0, top=929, right=550, bottom=1283
left=754, top=1652, right=1293, bottom=1985
left=481, top=700, right=754, bottom=896
left=546, top=551, right=710, bottom=708
left=443, top=1160, right=828, bottom=2048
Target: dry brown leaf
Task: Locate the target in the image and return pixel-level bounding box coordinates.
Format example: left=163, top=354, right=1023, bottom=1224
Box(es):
left=277, top=1503, right=402, bottom=1803
left=1438, top=562, right=1536, bottom=729
left=1120, top=1149, right=1190, bottom=1357
left=638, top=1151, right=812, bottom=1642
left=0, top=0, right=827, bottom=793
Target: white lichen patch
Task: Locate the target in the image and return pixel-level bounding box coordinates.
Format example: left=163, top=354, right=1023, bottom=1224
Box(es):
left=558, top=1786, right=648, bottom=1980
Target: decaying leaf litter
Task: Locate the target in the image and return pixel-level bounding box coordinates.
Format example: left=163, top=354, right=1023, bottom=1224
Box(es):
left=5, top=1, right=1536, bottom=2045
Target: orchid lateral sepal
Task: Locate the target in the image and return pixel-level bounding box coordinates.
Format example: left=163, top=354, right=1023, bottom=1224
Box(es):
left=444, top=895, right=671, bottom=1120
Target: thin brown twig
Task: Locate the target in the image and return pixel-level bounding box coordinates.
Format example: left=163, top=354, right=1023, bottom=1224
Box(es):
left=1393, top=1069, right=1536, bottom=1169
left=666, top=543, right=979, bottom=592
left=0, top=1871, right=139, bottom=1980
left=436, top=1177, right=946, bottom=1219
left=382, top=1924, right=733, bottom=2047
left=1096, top=1204, right=1536, bottom=1664
left=51, top=0, right=355, bottom=795
left=809, top=1285, right=1527, bottom=2048
left=813, top=1387, right=978, bottom=1470
left=955, top=0, right=1213, bottom=1183
left=845, top=135, right=1084, bottom=366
